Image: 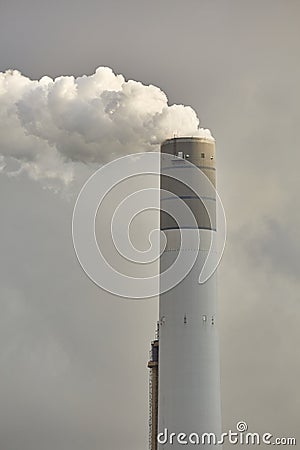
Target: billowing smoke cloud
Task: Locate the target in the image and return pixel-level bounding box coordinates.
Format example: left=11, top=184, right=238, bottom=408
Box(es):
left=0, top=67, right=213, bottom=188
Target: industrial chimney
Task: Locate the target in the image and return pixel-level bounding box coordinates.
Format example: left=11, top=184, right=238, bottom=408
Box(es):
left=148, top=137, right=222, bottom=450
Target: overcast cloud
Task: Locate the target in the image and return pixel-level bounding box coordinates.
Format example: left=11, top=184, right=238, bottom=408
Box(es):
left=0, top=1, right=299, bottom=449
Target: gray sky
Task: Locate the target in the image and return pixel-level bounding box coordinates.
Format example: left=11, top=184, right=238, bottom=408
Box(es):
left=0, top=1, right=299, bottom=449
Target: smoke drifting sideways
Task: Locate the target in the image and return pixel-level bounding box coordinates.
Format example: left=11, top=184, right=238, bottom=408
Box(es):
left=0, top=67, right=213, bottom=192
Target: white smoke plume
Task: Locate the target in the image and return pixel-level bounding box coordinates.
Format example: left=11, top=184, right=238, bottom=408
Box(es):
left=0, top=67, right=213, bottom=188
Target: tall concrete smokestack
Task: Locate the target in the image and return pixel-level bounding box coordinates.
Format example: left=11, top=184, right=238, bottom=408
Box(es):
left=149, top=137, right=222, bottom=450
